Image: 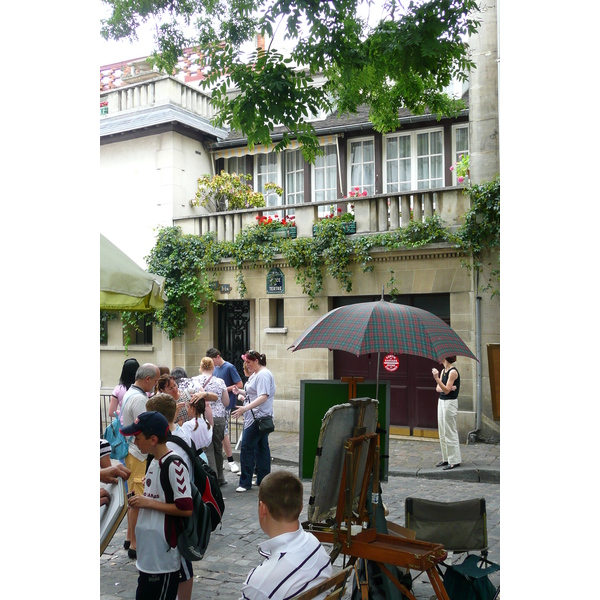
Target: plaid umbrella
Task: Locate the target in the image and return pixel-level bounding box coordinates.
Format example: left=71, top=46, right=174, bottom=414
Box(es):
left=288, top=300, right=477, bottom=363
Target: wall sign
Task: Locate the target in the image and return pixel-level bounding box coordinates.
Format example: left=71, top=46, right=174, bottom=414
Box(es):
left=383, top=354, right=399, bottom=372
left=267, top=267, right=284, bottom=294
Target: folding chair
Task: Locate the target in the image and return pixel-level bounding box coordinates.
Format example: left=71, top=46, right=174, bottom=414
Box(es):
left=405, top=497, right=500, bottom=600
left=293, top=565, right=354, bottom=600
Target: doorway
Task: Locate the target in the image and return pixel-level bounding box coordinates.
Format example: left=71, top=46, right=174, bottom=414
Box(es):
left=217, top=300, right=250, bottom=381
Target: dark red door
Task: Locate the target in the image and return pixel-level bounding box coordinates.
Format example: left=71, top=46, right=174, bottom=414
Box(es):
left=333, top=350, right=439, bottom=434
left=332, top=294, right=450, bottom=435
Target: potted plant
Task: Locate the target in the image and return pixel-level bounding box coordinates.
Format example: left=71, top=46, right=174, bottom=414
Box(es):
left=450, top=154, right=470, bottom=184
left=313, top=201, right=358, bottom=235
left=256, top=214, right=297, bottom=238
left=190, top=171, right=267, bottom=211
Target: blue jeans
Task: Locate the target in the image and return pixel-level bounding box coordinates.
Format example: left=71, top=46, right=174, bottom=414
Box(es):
left=239, top=421, right=271, bottom=489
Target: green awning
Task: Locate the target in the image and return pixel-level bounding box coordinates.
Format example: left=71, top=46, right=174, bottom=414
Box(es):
left=100, top=234, right=166, bottom=312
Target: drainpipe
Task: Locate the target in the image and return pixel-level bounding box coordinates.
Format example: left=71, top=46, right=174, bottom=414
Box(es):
left=468, top=272, right=483, bottom=444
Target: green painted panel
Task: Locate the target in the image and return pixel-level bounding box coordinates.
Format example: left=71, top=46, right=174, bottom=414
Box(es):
left=299, top=380, right=390, bottom=481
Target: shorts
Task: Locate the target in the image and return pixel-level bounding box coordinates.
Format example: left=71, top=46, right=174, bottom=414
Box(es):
left=125, top=453, right=147, bottom=496
left=136, top=570, right=179, bottom=600
left=179, top=558, right=194, bottom=582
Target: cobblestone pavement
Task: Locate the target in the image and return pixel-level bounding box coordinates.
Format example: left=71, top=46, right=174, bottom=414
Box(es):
left=101, top=432, right=500, bottom=599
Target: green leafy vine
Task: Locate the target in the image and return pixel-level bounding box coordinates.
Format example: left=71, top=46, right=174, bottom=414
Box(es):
left=106, top=179, right=499, bottom=341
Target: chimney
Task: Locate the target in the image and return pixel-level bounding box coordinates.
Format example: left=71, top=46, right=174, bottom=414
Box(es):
left=256, top=33, right=265, bottom=53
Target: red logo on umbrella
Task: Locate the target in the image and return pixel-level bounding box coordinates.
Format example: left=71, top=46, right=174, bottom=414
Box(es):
left=383, top=354, right=399, bottom=372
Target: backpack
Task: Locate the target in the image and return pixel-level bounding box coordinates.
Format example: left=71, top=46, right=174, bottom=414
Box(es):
left=103, top=417, right=128, bottom=461
left=166, top=433, right=225, bottom=531
left=160, top=453, right=212, bottom=561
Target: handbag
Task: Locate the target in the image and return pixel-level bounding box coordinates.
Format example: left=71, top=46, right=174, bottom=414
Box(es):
left=251, top=409, right=275, bottom=434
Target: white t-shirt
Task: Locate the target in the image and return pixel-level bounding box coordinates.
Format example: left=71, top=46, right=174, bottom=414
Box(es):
left=135, top=450, right=192, bottom=574
left=243, top=368, right=275, bottom=429
left=120, top=385, right=149, bottom=461
left=180, top=417, right=213, bottom=452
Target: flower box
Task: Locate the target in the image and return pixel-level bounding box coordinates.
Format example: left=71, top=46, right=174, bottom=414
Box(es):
left=271, top=226, right=297, bottom=239
left=312, top=221, right=356, bottom=235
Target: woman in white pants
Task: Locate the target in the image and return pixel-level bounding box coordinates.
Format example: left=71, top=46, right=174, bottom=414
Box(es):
left=432, top=356, right=462, bottom=470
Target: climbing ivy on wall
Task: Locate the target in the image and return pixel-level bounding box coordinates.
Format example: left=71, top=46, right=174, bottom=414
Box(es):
left=144, top=213, right=452, bottom=339
left=105, top=179, right=500, bottom=341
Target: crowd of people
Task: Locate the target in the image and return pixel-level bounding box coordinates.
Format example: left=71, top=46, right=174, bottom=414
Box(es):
left=100, top=348, right=333, bottom=600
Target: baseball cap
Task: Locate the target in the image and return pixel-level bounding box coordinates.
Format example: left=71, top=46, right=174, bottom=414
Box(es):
left=120, top=411, right=169, bottom=438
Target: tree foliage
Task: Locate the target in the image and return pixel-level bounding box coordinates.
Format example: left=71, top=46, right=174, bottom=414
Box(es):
left=101, top=0, right=480, bottom=161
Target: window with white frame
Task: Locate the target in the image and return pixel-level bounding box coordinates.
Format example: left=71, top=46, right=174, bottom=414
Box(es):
left=385, top=128, right=444, bottom=192
left=256, top=152, right=281, bottom=208
left=349, top=138, right=375, bottom=195
left=226, top=156, right=247, bottom=179
left=313, top=145, right=338, bottom=217
left=417, top=130, right=443, bottom=189
left=285, top=149, right=304, bottom=210
left=452, top=125, right=469, bottom=184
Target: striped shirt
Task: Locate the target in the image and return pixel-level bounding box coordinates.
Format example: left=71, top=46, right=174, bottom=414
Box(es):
left=241, top=526, right=332, bottom=600
left=100, top=439, right=112, bottom=460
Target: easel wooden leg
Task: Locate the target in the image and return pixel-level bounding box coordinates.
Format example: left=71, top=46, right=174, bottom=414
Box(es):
left=378, top=562, right=418, bottom=600
left=426, top=566, right=451, bottom=600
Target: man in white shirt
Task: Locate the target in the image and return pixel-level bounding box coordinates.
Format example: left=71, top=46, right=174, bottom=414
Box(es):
left=119, top=362, right=160, bottom=559
left=241, top=471, right=332, bottom=600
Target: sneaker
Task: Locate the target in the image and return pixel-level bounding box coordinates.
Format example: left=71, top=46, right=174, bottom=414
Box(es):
left=236, top=486, right=248, bottom=493
left=228, top=461, right=240, bottom=473
left=252, top=474, right=258, bottom=485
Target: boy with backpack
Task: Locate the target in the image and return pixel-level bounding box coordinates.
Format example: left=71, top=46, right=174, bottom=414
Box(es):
left=121, top=411, right=193, bottom=600
left=146, top=393, right=225, bottom=600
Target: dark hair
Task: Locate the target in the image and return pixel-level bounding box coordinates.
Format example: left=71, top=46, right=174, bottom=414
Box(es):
left=245, top=350, right=266, bottom=366
left=158, top=365, right=170, bottom=376
left=446, top=356, right=457, bottom=364
left=171, top=366, right=188, bottom=381
left=156, top=374, right=176, bottom=395
left=119, top=358, right=140, bottom=390
left=141, top=431, right=168, bottom=444
left=259, top=472, right=303, bottom=522
left=189, top=397, right=210, bottom=431
left=206, top=348, right=221, bottom=359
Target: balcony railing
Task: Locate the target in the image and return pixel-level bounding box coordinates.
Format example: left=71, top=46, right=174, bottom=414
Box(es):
left=100, top=75, right=215, bottom=121
left=174, top=186, right=469, bottom=243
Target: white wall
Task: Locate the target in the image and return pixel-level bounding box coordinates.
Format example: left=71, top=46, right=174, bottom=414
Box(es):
left=99, top=131, right=213, bottom=267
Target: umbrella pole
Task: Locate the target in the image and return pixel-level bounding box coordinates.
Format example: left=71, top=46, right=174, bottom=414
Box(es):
left=376, top=352, right=380, bottom=401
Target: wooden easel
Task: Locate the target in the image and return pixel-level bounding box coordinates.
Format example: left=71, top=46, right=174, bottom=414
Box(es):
left=303, top=402, right=450, bottom=600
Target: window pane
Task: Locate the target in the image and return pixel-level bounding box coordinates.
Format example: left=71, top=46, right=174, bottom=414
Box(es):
left=431, top=131, right=442, bottom=154
left=387, top=161, right=398, bottom=186
left=387, top=137, right=398, bottom=159
left=456, top=127, right=468, bottom=153
left=418, top=157, right=429, bottom=181
left=350, top=141, right=362, bottom=163
left=417, top=133, right=429, bottom=156
left=363, top=140, right=374, bottom=162
left=399, top=136, right=411, bottom=158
